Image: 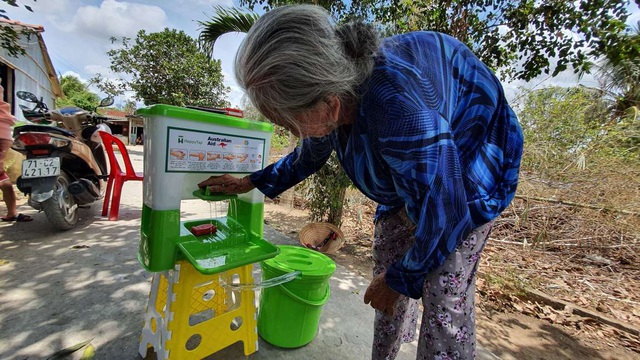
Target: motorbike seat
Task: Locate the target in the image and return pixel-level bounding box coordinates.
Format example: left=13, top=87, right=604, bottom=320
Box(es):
left=13, top=124, right=76, bottom=138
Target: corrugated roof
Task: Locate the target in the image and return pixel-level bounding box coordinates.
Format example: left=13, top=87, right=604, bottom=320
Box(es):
left=0, top=18, right=62, bottom=98
left=0, top=19, right=44, bottom=32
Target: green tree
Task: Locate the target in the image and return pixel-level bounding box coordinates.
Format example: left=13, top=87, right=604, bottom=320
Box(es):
left=305, top=154, right=353, bottom=226
left=0, top=0, right=36, bottom=57
left=122, top=99, right=137, bottom=115
left=513, top=86, right=639, bottom=177
left=239, top=0, right=634, bottom=81
left=518, top=87, right=609, bottom=149
left=103, top=28, right=229, bottom=107
left=56, top=75, right=100, bottom=111
left=242, top=99, right=293, bottom=154
left=89, top=74, right=123, bottom=99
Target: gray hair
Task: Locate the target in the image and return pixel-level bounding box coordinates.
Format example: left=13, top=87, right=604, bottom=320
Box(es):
left=235, top=5, right=379, bottom=130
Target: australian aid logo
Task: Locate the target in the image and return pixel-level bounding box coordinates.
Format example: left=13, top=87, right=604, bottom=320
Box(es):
left=207, top=135, right=232, bottom=148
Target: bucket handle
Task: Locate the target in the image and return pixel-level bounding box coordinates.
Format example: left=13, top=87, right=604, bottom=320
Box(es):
left=278, top=283, right=331, bottom=307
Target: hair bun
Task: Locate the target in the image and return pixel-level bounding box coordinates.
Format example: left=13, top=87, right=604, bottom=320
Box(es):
left=336, top=22, right=379, bottom=61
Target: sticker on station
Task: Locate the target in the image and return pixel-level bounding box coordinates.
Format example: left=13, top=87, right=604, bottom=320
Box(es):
left=166, top=127, right=265, bottom=173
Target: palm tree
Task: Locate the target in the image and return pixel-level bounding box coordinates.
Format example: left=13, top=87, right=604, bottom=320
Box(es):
left=596, top=21, right=640, bottom=118
left=198, top=6, right=259, bottom=58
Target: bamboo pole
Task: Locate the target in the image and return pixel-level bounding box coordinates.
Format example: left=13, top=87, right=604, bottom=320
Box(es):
left=515, top=195, right=640, bottom=216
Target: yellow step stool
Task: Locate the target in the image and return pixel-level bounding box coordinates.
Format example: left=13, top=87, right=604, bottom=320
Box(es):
left=139, top=260, right=258, bottom=359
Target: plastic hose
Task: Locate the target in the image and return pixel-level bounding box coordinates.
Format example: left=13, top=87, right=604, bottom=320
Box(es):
left=219, top=270, right=301, bottom=291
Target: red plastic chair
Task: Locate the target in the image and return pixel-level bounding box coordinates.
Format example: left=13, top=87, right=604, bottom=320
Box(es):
left=98, top=131, right=143, bottom=220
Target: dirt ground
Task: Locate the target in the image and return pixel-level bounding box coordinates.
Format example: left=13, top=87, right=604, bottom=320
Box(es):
left=263, top=197, right=640, bottom=360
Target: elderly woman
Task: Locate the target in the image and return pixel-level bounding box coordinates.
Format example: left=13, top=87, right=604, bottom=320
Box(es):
left=199, top=5, right=523, bottom=359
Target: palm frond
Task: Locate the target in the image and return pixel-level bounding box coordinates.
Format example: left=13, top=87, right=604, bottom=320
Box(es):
left=198, top=6, right=259, bottom=58
left=594, top=20, right=640, bottom=114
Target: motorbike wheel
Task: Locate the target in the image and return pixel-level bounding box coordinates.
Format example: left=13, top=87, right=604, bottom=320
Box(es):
left=43, top=173, right=79, bottom=230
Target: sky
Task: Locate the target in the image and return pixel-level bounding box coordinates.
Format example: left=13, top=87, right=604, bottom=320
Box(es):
left=4, top=0, right=247, bottom=108
left=4, top=0, right=640, bottom=109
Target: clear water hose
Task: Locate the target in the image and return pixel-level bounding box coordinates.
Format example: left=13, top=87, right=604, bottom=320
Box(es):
left=219, top=270, right=301, bottom=291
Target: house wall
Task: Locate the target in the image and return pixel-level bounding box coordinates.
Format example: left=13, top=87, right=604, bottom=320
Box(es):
left=0, top=32, right=56, bottom=121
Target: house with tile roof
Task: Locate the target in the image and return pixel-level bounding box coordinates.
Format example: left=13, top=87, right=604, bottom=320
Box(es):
left=100, top=107, right=144, bottom=145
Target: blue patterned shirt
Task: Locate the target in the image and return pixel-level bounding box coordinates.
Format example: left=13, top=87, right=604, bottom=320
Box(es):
left=250, top=31, right=524, bottom=299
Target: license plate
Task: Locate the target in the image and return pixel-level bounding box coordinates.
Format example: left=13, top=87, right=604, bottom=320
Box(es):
left=22, top=157, right=61, bottom=179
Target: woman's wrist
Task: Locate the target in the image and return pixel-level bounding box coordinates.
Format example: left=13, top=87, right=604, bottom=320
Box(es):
left=241, top=175, right=256, bottom=192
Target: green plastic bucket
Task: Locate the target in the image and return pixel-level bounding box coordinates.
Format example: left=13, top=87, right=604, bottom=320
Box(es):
left=258, top=245, right=336, bottom=348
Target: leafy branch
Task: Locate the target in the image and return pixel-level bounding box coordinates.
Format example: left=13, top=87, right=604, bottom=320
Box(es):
left=0, top=0, right=37, bottom=57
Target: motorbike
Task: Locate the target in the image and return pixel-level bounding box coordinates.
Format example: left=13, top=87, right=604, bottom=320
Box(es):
left=11, top=91, right=113, bottom=230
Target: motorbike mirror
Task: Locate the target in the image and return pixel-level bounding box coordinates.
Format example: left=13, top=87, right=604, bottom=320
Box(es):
left=16, top=91, right=39, bottom=103
left=98, top=97, right=114, bottom=108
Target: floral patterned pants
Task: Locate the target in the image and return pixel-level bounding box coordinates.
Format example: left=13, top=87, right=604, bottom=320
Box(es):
left=371, top=209, right=492, bottom=360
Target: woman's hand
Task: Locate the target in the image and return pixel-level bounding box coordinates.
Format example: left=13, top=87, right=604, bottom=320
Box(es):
left=198, top=174, right=255, bottom=195
left=364, top=272, right=401, bottom=316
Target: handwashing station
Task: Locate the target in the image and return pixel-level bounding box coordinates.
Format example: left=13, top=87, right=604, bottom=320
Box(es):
left=134, top=105, right=336, bottom=359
